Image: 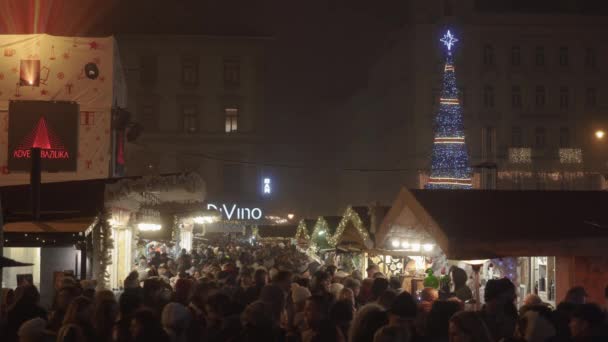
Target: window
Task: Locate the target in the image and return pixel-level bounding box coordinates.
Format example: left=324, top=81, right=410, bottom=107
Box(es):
left=223, top=57, right=241, bottom=86
left=140, top=56, right=157, bottom=84
left=511, top=126, right=523, bottom=147
left=559, top=127, right=570, bottom=148
left=431, top=88, right=440, bottom=106
left=585, top=48, right=597, bottom=68
left=225, top=107, right=238, bottom=133
left=511, top=85, right=522, bottom=108
left=559, top=47, right=569, bottom=67
left=483, top=45, right=494, bottom=66
left=482, top=126, right=495, bottom=158
left=139, top=104, right=157, bottom=131
left=535, top=46, right=545, bottom=66
left=222, top=163, right=241, bottom=194
left=483, top=85, right=494, bottom=108
left=181, top=56, right=199, bottom=86
left=586, top=87, right=597, bottom=107
left=535, top=127, right=546, bottom=148
left=182, top=105, right=199, bottom=133
left=458, top=87, right=466, bottom=107
left=511, top=46, right=521, bottom=66
left=535, top=86, right=546, bottom=107
left=559, top=86, right=569, bottom=109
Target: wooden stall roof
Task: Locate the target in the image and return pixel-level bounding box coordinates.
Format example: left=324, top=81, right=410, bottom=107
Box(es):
left=377, top=188, right=608, bottom=259
left=256, top=225, right=297, bottom=238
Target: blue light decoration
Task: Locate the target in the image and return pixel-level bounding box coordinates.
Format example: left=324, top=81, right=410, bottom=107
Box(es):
left=426, top=30, right=472, bottom=189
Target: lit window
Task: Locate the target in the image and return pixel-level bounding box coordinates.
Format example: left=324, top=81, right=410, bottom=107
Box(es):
left=182, top=105, right=199, bottom=133
left=559, top=47, right=569, bottom=67
left=225, top=108, right=238, bottom=133
left=511, top=46, right=521, bottom=66
left=181, top=56, right=199, bottom=86
left=511, top=85, right=522, bottom=108
left=223, top=57, right=241, bottom=86
left=535, top=46, right=545, bottom=66
left=535, top=86, right=546, bottom=107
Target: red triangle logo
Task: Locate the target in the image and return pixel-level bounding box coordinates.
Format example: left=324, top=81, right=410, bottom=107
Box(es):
left=17, top=116, right=65, bottom=150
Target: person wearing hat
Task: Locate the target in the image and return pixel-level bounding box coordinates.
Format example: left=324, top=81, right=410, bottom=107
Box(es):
left=479, top=278, right=518, bottom=342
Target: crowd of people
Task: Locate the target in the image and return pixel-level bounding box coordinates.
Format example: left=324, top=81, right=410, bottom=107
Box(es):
left=1, top=239, right=608, bottom=342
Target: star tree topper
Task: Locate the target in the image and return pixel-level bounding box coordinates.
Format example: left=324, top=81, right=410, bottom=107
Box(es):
left=440, top=30, right=458, bottom=51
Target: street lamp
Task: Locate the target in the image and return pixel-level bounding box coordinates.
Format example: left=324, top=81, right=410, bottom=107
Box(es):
left=595, top=130, right=605, bottom=140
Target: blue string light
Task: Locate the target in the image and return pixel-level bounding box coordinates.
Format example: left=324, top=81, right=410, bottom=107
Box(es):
left=427, top=30, right=472, bottom=190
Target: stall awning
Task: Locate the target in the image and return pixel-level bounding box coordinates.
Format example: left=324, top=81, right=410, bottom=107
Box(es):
left=377, top=188, right=608, bottom=259
left=4, top=217, right=94, bottom=233
left=256, top=225, right=297, bottom=239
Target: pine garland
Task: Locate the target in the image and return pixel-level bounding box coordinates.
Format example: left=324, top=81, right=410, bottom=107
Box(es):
left=93, top=209, right=114, bottom=289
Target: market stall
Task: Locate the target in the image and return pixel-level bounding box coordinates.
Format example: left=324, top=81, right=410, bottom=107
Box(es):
left=308, top=216, right=342, bottom=261
left=294, top=218, right=316, bottom=249
left=376, top=187, right=608, bottom=305
left=254, top=225, right=297, bottom=245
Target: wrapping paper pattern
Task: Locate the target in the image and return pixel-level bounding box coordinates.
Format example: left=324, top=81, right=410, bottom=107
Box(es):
left=0, top=34, right=125, bottom=185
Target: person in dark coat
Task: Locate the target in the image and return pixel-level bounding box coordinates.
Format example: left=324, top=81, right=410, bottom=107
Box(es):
left=6, top=285, right=47, bottom=342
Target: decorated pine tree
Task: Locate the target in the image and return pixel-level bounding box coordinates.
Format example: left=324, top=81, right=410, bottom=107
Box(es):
left=426, top=30, right=472, bottom=189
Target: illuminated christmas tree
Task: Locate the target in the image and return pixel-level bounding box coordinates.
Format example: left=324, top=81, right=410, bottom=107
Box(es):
left=426, top=30, right=472, bottom=189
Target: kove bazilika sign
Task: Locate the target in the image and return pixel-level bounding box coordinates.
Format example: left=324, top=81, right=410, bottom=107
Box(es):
left=207, top=203, right=263, bottom=221
left=8, top=100, right=79, bottom=172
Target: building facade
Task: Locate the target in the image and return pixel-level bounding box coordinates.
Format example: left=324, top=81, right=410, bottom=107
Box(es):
left=118, top=34, right=271, bottom=205
left=333, top=0, right=608, bottom=208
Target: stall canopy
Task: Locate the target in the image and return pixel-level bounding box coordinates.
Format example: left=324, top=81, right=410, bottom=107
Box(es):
left=256, top=225, right=297, bottom=240
left=294, top=219, right=316, bottom=248
left=330, top=206, right=374, bottom=252
left=377, top=188, right=608, bottom=259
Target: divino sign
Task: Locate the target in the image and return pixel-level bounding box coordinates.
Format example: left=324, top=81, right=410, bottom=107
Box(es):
left=207, top=203, right=263, bottom=221
left=8, top=100, right=79, bottom=172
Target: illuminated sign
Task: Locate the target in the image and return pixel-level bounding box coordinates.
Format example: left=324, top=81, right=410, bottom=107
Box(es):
left=263, top=177, right=271, bottom=194
left=207, top=203, right=263, bottom=221
left=8, top=100, right=78, bottom=171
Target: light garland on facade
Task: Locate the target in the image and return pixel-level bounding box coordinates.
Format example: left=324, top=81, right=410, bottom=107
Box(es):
left=559, top=148, right=583, bottom=164
left=426, top=30, right=472, bottom=190
left=508, top=148, right=532, bottom=164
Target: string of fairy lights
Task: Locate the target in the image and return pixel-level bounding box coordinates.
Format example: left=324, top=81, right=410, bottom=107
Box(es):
left=427, top=30, right=473, bottom=189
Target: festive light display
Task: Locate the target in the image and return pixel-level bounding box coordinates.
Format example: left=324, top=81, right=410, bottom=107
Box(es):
left=559, top=148, right=583, bottom=164
left=327, top=206, right=371, bottom=247
left=508, top=148, right=532, bottom=164
left=427, top=30, right=472, bottom=189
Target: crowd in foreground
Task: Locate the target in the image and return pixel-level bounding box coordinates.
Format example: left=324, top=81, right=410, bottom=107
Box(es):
left=1, top=242, right=608, bottom=342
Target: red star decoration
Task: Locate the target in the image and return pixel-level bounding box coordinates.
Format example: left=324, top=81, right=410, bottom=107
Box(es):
left=40, top=89, right=48, bottom=96
left=89, top=41, right=99, bottom=49
left=99, top=76, right=105, bottom=82
left=57, top=72, right=64, bottom=79
left=62, top=52, right=70, bottom=59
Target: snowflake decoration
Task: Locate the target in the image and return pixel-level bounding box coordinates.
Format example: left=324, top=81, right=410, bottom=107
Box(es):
left=57, top=72, right=65, bottom=79
left=440, top=30, right=458, bottom=51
